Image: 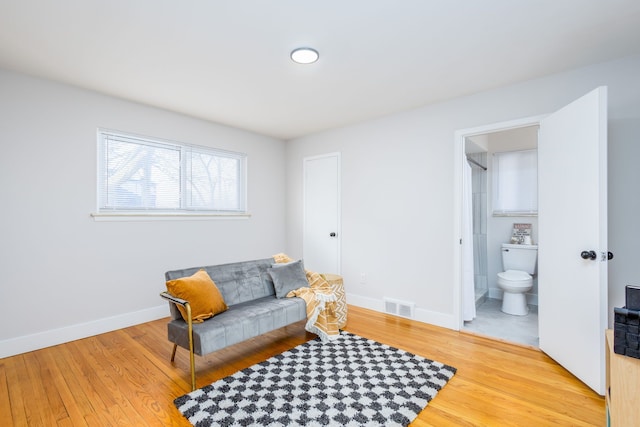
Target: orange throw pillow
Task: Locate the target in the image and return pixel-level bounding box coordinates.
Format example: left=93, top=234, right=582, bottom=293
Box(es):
left=166, top=269, right=227, bottom=323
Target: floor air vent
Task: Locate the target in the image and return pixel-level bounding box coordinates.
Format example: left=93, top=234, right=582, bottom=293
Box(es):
left=384, top=298, right=415, bottom=318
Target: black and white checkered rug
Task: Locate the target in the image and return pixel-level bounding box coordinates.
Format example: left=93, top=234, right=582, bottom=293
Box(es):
left=174, top=332, right=456, bottom=426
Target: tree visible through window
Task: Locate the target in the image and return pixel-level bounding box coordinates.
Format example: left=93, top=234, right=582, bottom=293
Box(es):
left=98, top=130, right=246, bottom=213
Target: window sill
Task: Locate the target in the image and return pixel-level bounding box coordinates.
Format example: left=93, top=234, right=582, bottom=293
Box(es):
left=91, top=212, right=251, bottom=222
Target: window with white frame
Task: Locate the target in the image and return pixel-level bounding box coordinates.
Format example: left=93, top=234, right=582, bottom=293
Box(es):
left=97, top=130, right=246, bottom=214
left=492, top=149, right=537, bottom=216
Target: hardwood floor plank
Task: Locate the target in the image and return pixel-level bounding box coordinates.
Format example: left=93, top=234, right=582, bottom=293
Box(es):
left=0, top=362, right=15, bottom=426
left=52, top=344, right=118, bottom=426
left=75, top=335, right=160, bottom=426
left=1, top=304, right=604, bottom=426
left=121, top=324, right=191, bottom=392
left=429, top=376, right=598, bottom=427
left=413, top=404, right=480, bottom=427
left=22, top=351, right=64, bottom=426
left=6, top=355, right=41, bottom=426
left=102, top=330, right=184, bottom=426
left=35, top=349, right=88, bottom=427
left=56, top=418, right=74, bottom=427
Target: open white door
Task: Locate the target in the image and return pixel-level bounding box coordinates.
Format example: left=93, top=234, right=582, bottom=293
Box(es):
left=303, top=153, right=341, bottom=274
left=538, top=87, right=608, bottom=395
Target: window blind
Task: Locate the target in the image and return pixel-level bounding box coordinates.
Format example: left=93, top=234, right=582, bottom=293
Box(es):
left=492, top=149, right=537, bottom=215
left=98, top=130, right=246, bottom=213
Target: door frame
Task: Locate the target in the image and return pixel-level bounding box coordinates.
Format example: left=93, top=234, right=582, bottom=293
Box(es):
left=453, top=115, right=546, bottom=330
left=303, top=152, right=342, bottom=274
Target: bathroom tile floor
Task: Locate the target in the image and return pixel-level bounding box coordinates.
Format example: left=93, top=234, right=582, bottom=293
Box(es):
left=463, top=298, right=539, bottom=347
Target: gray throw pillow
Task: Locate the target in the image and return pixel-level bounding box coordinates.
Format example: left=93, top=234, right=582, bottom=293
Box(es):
left=269, top=260, right=308, bottom=298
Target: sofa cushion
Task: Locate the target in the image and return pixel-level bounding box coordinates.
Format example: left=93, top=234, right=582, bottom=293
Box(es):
left=165, top=258, right=276, bottom=306
left=268, top=259, right=309, bottom=298
left=167, top=296, right=307, bottom=356
left=166, top=269, right=227, bottom=323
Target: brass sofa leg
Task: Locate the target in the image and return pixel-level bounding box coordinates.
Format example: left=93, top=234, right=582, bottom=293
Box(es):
left=170, top=343, right=177, bottom=362
left=189, top=347, right=196, bottom=391
left=160, top=292, right=197, bottom=391
left=170, top=342, right=196, bottom=391
left=186, top=304, right=196, bottom=391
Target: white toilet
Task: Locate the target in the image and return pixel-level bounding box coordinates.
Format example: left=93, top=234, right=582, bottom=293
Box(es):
left=497, top=243, right=538, bottom=316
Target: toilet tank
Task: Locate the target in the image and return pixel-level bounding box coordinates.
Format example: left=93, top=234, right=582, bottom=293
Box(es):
left=501, top=243, right=538, bottom=274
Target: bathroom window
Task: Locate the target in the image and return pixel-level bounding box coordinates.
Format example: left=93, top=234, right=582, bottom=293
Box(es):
left=492, top=149, right=537, bottom=216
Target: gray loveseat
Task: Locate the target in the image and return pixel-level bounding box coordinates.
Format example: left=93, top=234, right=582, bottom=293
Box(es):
left=160, top=257, right=307, bottom=390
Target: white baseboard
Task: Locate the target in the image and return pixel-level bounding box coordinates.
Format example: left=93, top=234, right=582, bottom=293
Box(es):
left=488, top=288, right=502, bottom=300
left=2, top=294, right=472, bottom=359
left=0, top=304, right=169, bottom=359
left=346, top=293, right=458, bottom=331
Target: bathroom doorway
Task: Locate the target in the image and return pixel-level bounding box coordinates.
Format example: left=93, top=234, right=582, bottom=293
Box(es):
left=461, top=124, right=540, bottom=347
left=454, top=88, right=609, bottom=393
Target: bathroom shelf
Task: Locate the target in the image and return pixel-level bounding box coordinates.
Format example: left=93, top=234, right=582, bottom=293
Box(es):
left=605, top=329, right=640, bottom=426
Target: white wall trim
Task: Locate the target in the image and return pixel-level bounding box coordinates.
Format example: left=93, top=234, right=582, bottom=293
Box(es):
left=91, top=212, right=252, bottom=221
left=346, top=293, right=458, bottom=330
left=0, top=304, right=169, bottom=359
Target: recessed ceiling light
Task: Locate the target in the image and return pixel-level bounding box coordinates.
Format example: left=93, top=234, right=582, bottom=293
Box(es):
left=290, top=47, right=319, bottom=64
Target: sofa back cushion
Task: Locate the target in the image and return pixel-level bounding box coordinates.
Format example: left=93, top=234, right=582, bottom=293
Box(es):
left=165, top=258, right=276, bottom=307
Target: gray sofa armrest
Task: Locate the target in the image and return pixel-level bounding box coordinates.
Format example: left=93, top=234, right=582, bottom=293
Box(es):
left=160, top=291, right=188, bottom=309
left=160, top=291, right=190, bottom=321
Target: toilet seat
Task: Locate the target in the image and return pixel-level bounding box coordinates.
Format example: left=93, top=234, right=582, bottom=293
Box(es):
left=498, top=269, right=532, bottom=283
left=497, top=269, right=533, bottom=294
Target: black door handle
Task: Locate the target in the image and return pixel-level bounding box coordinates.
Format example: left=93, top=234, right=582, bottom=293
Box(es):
left=581, top=250, right=597, bottom=260
left=329, top=232, right=336, bottom=237
left=608, top=251, right=614, bottom=260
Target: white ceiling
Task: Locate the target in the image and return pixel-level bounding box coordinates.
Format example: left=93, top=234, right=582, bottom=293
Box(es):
left=1, top=1, right=640, bottom=140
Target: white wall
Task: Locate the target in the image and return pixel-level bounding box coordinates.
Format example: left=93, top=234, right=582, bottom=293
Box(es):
left=609, top=114, right=640, bottom=319
left=3, top=54, right=639, bottom=357
left=286, top=54, right=640, bottom=329
left=0, top=69, right=287, bottom=357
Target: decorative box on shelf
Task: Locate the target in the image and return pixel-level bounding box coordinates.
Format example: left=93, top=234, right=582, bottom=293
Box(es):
left=613, top=306, right=640, bottom=359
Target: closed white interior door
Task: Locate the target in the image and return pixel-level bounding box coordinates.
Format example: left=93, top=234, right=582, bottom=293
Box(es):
left=538, top=87, right=608, bottom=395
left=303, top=153, right=340, bottom=274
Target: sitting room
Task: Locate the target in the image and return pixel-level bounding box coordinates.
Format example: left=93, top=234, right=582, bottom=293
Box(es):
left=2, top=1, right=640, bottom=425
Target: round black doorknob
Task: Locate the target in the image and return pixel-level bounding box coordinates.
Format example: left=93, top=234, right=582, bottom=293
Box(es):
left=329, top=232, right=336, bottom=237
left=581, top=250, right=597, bottom=260
left=608, top=251, right=614, bottom=260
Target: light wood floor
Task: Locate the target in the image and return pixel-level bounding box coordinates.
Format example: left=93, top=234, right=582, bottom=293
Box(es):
left=1, top=305, right=604, bottom=426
